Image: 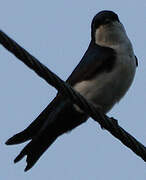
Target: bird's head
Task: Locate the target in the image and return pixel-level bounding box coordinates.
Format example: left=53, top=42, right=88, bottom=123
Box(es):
left=91, top=10, right=127, bottom=47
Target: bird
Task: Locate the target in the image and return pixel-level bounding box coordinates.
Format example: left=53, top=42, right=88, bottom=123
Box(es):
left=6, top=10, right=138, bottom=171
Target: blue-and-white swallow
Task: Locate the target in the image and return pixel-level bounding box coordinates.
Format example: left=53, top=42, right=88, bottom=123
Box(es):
left=6, top=10, right=138, bottom=171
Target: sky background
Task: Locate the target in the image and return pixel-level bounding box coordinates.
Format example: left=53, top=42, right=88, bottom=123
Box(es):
left=0, top=1, right=146, bottom=179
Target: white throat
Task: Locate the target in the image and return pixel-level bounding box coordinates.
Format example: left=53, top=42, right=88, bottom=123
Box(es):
left=95, top=21, right=131, bottom=49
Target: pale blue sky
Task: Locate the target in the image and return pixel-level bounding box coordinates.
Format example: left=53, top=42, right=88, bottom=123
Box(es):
left=1, top=1, right=146, bottom=179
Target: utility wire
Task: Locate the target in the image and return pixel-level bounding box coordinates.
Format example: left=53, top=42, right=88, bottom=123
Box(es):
left=0, top=30, right=146, bottom=162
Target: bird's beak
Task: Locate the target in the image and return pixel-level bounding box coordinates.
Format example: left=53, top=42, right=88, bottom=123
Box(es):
left=104, top=18, right=112, bottom=24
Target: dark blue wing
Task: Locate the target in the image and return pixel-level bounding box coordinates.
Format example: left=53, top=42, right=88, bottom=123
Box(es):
left=67, top=42, right=116, bottom=86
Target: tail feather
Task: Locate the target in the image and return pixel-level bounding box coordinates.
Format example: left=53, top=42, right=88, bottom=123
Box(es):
left=6, top=96, right=61, bottom=145
left=14, top=130, right=58, bottom=171
left=6, top=130, right=31, bottom=145
left=6, top=95, right=87, bottom=171
left=6, top=113, right=47, bottom=145
left=5, top=115, right=46, bottom=145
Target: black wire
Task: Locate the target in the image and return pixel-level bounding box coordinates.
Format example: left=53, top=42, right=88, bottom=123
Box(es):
left=0, top=30, right=146, bottom=162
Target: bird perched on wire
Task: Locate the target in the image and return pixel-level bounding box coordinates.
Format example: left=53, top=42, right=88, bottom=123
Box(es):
left=6, top=10, right=138, bottom=171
